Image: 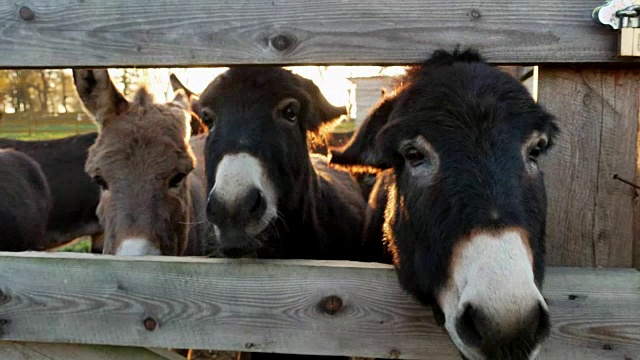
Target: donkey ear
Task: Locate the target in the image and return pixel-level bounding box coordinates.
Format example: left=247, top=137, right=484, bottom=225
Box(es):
left=171, top=89, right=190, bottom=111
left=329, top=95, right=397, bottom=169
left=169, top=73, right=202, bottom=118
left=169, top=73, right=196, bottom=98
left=298, top=76, right=347, bottom=132
left=171, top=88, right=208, bottom=136
left=73, top=69, right=128, bottom=128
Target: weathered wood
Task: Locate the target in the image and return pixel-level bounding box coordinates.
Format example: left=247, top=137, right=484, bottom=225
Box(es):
left=538, top=67, right=639, bottom=267
left=0, top=341, right=185, bottom=360
left=635, top=106, right=640, bottom=270
left=594, top=69, right=640, bottom=267
left=538, top=68, right=599, bottom=266
left=0, top=0, right=636, bottom=68
left=0, top=252, right=638, bottom=359
left=636, top=123, right=640, bottom=269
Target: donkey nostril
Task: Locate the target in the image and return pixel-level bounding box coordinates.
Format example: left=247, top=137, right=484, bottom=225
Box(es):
left=246, top=188, right=266, bottom=219
left=249, top=189, right=262, bottom=214
left=456, top=304, right=483, bottom=348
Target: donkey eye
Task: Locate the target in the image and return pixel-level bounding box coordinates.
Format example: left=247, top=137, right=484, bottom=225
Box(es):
left=200, top=108, right=217, bottom=125
left=528, top=140, right=546, bottom=163
left=169, top=172, right=187, bottom=188
left=282, top=104, right=298, bottom=122
left=93, top=175, right=108, bottom=190
left=402, top=146, right=427, bottom=167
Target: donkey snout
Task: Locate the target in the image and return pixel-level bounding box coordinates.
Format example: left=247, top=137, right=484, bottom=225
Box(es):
left=207, top=187, right=266, bottom=225
left=455, top=301, right=550, bottom=359
left=240, top=188, right=267, bottom=221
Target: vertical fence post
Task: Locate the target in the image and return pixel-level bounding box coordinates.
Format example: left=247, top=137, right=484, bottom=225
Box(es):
left=538, top=66, right=640, bottom=268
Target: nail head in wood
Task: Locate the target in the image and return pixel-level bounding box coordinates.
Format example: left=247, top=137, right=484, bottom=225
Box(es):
left=19, top=6, right=35, bottom=21
left=469, top=9, right=482, bottom=20
left=143, top=317, right=157, bottom=331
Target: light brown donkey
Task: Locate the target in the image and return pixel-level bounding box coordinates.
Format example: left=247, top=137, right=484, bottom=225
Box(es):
left=73, top=69, right=211, bottom=256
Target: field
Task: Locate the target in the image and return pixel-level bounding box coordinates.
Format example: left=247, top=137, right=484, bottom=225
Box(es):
left=0, top=112, right=97, bottom=140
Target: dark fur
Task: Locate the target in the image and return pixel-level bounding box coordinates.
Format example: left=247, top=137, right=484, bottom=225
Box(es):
left=331, top=48, right=559, bottom=359
left=0, top=133, right=101, bottom=249
left=192, top=67, right=367, bottom=359
left=0, top=149, right=52, bottom=251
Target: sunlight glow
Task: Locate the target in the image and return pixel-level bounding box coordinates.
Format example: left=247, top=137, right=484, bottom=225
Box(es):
left=101, top=66, right=406, bottom=117
left=62, top=66, right=407, bottom=121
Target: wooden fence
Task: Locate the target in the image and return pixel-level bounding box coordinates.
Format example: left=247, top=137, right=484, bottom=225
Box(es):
left=0, top=0, right=639, bottom=359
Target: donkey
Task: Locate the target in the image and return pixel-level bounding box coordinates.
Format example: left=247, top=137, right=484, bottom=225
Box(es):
left=173, top=68, right=368, bottom=359
left=0, top=149, right=52, bottom=251
left=0, top=133, right=103, bottom=252
left=172, top=68, right=369, bottom=260
left=330, top=48, right=558, bottom=360
left=73, top=69, right=211, bottom=257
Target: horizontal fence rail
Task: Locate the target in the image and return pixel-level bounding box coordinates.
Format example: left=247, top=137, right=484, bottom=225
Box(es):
left=0, top=252, right=638, bottom=359
left=0, top=342, right=185, bottom=360
left=0, top=0, right=637, bottom=67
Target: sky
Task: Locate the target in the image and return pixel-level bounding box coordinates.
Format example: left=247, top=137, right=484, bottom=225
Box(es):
left=108, top=65, right=407, bottom=117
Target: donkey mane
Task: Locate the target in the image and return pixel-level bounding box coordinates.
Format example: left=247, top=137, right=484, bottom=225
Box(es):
left=131, top=86, right=155, bottom=109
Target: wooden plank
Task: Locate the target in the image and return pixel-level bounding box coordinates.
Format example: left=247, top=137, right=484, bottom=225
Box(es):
left=636, top=119, right=640, bottom=269
left=538, top=67, right=639, bottom=267
left=537, top=68, right=599, bottom=266
left=0, top=0, right=636, bottom=68
left=539, top=267, right=640, bottom=360
left=0, top=341, right=184, bottom=360
left=594, top=69, right=640, bottom=267
left=0, top=253, right=638, bottom=359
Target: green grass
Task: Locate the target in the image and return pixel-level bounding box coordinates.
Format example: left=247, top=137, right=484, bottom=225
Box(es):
left=1, top=112, right=97, bottom=140
left=334, top=120, right=356, bottom=133
left=0, top=123, right=97, bottom=141
left=55, top=237, right=92, bottom=253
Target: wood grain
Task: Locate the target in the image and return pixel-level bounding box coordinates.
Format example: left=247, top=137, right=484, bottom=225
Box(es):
left=0, top=252, right=638, bottom=359
left=538, top=68, right=599, bottom=266
left=0, top=341, right=185, bottom=360
left=636, top=119, right=640, bottom=269
left=0, top=0, right=636, bottom=68
left=593, top=69, right=640, bottom=267
left=538, top=67, right=639, bottom=267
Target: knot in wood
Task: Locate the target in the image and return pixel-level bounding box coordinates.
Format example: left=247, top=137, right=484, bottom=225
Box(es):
left=269, top=33, right=294, bottom=52
left=19, top=6, right=35, bottom=21
left=389, top=349, right=401, bottom=359
left=143, top=317, right=157, bottom=331
left=320, top=295, right=343, bottom=315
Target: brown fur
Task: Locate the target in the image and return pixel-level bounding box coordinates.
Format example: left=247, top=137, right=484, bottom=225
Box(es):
left=73, top=69, right=210, bottom=256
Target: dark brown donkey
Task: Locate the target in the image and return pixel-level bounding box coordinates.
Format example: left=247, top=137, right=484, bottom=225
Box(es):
left=331, top=48, right=558, bottom=360
left=73, top=69, right=211, bottom=257
left=0, top=133, right=103, bottom=252
left=172, top=68, right=369, bottom=360
left=0, top=149, right=52, bottom=251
